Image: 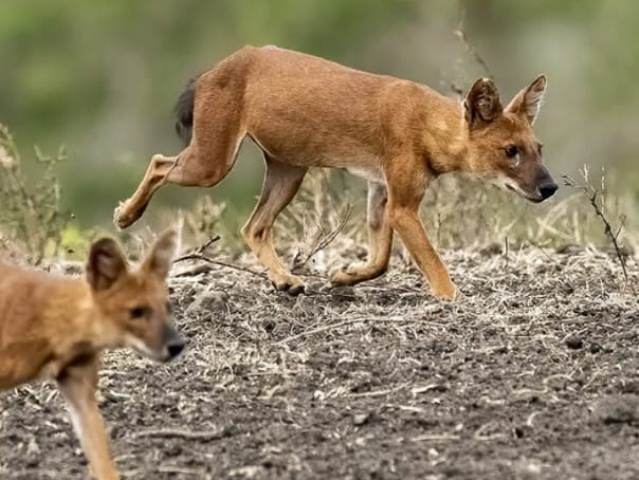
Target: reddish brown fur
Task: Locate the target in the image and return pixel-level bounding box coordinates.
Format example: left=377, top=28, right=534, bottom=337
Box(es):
left=114, top=46, right=556, bottom=299
left=0, top=230, right=183, bottom=480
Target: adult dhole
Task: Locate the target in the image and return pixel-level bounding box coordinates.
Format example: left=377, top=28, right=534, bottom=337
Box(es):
left=114, top=46, right=557, bottom=300
left=0, top=229, right=184, bottom=480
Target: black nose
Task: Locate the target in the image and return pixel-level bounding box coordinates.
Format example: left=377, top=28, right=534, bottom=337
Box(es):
left=167, top=339, right=185, bottom=359
left=538, top=182, right=558, bottom=200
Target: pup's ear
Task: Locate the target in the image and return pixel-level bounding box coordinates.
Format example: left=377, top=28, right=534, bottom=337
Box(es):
left=87, top=238, right=128, bottom=291
left=463, top=77, right=503, bottom=128
left=506, top=74, right=547, bottom=125
left=142, top=229, right=179, bottom=279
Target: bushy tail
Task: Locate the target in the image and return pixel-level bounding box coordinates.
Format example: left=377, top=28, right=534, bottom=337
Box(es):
left=174, top=76, right=198, bottom=146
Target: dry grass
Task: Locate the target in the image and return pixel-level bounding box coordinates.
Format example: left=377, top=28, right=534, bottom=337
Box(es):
left=0, top=124, right=69, bottom=263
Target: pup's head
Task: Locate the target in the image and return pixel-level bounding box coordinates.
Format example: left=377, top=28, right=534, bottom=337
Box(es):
left=85, top=229, right=185, bottom=362
left=462, top=75, right=557, bottom=203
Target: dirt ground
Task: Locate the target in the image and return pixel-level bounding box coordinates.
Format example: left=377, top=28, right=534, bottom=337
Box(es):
left=1, top=246, right=638, bottom=479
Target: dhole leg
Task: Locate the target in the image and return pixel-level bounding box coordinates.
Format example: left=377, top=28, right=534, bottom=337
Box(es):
left=114, top=100, right=245, bottom=229
left=114, top=153, right=180, bottom=229
left=242, top=155, right=307, bottom=295
left=385, top=160, right=457, bottom=300
left=330, top=181, right=393, bottom=286
left=57, top=357, right=119, bottom=480
left=114, top=139, right=243, bottom=229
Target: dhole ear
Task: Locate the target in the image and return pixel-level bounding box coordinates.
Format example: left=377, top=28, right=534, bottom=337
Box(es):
left=506, top=74, right=547, bottom=124
left=463, top=78, right=503, bottom=128
left=142, top=229, right=179, bottom=278
left=87, top=238, right=128, bottom=291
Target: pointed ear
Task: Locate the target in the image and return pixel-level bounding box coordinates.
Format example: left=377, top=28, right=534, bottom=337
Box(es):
left=463, top=78, right=503, bottom=128
left=506, top=74, right=547, bottom=124
left=86, top=238, right=128, bottom=291
left=142, top=229, right=179, bottom=278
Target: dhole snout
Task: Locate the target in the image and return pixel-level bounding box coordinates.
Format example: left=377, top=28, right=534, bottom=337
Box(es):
left=497, top=160, right=558, bottom=203
left=122, top=311, right=185, bottom=362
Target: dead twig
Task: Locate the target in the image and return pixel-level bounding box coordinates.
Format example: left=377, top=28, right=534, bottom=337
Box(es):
left=132, top=427, right=229, bottom=441
left=563, top=168, right=628, bottom=283
left=196, top=234, right=221, bottom=253
left=453, top=6, right=493, bottom=79
left=294, top=203, right=352, bottom=272
left=349, top=382, right=410, bottom=398
left=276, top=310, right=440, bottom=346
left=173, top=253, right=266, bottom=279
left=411, top=433, right=461, bottom=442
left=156, top=466, right=204, bottom=476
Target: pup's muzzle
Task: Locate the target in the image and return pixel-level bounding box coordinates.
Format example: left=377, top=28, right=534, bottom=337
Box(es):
left=161, top=324, right=186, bottom=361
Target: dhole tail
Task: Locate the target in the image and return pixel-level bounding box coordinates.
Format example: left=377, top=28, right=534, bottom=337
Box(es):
left=174, top=76, right=199, bottom=146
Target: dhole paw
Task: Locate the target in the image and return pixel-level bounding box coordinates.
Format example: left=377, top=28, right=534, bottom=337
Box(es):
left=432, top=282, right=458, bottom=301
left=113, top=201, right=137, bottom=230
left=269, top=274, right=305, bottom=296
left=329, top=266, right=353, bottom=286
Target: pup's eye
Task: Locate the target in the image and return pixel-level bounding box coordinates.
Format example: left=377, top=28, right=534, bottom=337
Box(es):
left=504, top=145, right=519, bottom=158
left=537, top=143, right=544, bottom=154
left=130, top=306, right=150, bottom=319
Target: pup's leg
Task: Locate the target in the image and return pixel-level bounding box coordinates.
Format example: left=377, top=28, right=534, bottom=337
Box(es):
left=330, top=181, right=393, bottom=286
left=242, top=155, right=307, bottom=294
left=385, top=158, right=457, bottom=300
left=57, top=356, right=119, bottom=480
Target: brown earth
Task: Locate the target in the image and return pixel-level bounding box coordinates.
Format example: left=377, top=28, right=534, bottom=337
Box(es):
left=1, top=246, right=638, bottom=479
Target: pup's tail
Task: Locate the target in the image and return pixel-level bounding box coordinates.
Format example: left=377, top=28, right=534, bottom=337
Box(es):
left=174, top=76, right=199, bottom=146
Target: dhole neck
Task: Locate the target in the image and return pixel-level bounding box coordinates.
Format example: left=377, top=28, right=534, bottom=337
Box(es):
left=421, top=97, right=469, bottom=175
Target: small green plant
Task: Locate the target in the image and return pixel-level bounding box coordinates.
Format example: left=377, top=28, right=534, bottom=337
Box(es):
left=0, top=124, right=69, bottom=263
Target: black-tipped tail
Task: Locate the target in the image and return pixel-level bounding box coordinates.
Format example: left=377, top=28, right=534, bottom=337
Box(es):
left=174, top=77, right=198, bottom=146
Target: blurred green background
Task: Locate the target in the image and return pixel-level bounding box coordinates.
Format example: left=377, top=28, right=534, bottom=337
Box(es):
left=1, top=0, right=638, bottom=231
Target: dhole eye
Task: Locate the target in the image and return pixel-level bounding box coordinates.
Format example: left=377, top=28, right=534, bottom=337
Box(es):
left=504, top=145, right=519, bottom=159
left=130, top=306, right=150, bottom=319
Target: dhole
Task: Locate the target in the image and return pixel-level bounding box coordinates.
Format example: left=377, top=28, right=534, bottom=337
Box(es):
left=114, top=46, right=557, bottom=300
left=0, top=229, right=184, bottom=480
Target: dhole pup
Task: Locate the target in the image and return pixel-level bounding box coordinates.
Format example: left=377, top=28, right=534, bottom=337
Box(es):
left=0, top=229, right=184, bottom=480
left=114, top=46, right=557, bottom=300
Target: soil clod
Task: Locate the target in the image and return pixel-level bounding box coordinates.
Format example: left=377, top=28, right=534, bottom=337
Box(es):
left=565, top=334, right=585, bottom=350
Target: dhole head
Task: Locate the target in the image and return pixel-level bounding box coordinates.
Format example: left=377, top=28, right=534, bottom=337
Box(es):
left=462, top=75, right=557, bottom=203
left=85, top=229, right=185, bottom=362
